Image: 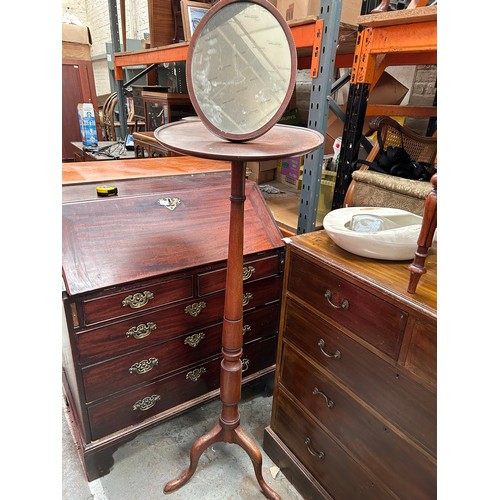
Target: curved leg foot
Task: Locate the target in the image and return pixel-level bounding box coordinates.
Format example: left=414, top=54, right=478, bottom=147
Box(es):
left=234, top=426, right=281, bottom=500
left=164, top=423, right=223, bottom=494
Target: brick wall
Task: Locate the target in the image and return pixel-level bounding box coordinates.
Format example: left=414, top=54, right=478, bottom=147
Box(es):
left=62, top=0, right=150, bottom=96
left=406, top=64, right=437, bottom=134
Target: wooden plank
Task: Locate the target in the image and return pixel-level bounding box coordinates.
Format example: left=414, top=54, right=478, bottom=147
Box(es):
left=358, top=5, right=437, bottom=28
left=62, top=156, right=231, bottom=184
left=366, top=105, right=437, bottom=117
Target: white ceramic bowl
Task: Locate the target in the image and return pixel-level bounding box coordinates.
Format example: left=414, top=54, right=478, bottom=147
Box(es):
left=323, top=207, right=432, bottom=261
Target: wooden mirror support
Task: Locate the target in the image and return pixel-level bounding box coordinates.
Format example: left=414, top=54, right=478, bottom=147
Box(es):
left=186, top=0, right=297, bottom=142
left=155, top=3, right=323, bottom=498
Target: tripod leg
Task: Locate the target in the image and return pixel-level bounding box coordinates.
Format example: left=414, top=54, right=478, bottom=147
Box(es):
left=164, top=423, right=223, bottom=494
left=234, top=426, right=281, bottom=500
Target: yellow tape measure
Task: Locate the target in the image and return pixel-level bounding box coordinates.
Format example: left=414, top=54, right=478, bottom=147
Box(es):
left=96, top=185, right=118, bottom=197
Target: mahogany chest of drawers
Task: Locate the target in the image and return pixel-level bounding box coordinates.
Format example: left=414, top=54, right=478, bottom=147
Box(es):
left=62, top=172, right=285, bottom=480
left=263, top=230, right=437, bottom=499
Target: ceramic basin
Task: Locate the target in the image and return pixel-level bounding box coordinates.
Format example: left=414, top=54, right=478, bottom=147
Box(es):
left=323, top=207, right=434, bottom=261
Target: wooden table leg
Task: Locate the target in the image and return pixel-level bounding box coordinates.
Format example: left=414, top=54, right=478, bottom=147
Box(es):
left=408, top=174, right=437, bottom=294
left=163, top=160, right=280, bottom=499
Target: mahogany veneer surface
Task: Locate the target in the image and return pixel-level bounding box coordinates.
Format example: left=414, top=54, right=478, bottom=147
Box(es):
left=62, top=172, right=285, bottom=480
left=264, top=230, right=437, bottom=499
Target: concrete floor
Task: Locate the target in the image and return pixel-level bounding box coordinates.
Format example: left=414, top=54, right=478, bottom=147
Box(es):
left=62, top=379, right=304, bottom=500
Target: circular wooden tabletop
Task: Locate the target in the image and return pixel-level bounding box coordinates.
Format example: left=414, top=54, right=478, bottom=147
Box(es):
left=155, top=119, right=324, bottom=162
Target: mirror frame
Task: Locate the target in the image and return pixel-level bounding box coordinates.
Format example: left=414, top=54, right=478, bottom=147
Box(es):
left=186, top=0, right=297, bottom=142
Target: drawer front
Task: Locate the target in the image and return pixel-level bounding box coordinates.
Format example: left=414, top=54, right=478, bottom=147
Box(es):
left=273, top=390, right=390, bottom=499
left=404, top=318, right=437, bottom=388
left=78, top=284, right=281, bottom=364
left=83, top=276, right=194, bottom=325
left=242, top=274, right=283, bottom=311
left=288, top=252, right=407, bottom=359
left=197, top=254, right=280, bottom=296
left=280, top=344, right=436, bottom=498
left=284, top=299, right=436, bottom=457
left=82, top=323, right=224, bottom=403
left=240, top=335, right=278, bottom=379
left=88, top=356, right=222, bottom=440
left=82, top=303, right=281, bottom=402
left=242, top=302, right=280, bottom=344
left=88, top=336, right=277, bottom=440
left=78, top=292, right=226, bottom=363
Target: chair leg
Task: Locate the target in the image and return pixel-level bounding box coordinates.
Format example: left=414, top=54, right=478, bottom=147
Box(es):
left=371, top=0, right=391, bottom=13
left=407, top=174, right=437, bottom=294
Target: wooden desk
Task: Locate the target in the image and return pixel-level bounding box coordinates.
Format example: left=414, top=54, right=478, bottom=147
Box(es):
left=132, top=131, right=175, bottom=158
left=62, top=173, right=285, bottom=480
left=70, top=141, right=136, bottom=162
left=62, top=156, right=231, bottom=185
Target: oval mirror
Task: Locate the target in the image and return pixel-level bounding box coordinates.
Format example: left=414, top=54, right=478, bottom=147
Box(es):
left=187, top=0, right=297, bottom=142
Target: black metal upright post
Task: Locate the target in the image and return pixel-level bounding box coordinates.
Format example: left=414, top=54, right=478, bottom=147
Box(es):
left=108, top=0, right=128, bottom=139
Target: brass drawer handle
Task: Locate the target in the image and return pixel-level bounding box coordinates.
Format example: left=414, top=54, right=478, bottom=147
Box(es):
left=242, top=292, right=253, bottom=306
left=312, top=387, right=335, bottom=409
left=122, top=291, right=154, bottom=309
left=186, top=367, right=206, bottom=382
left=184, top=332, right=205, bottom=348
left=242, top=265, right=256, bottom=281
left=318, top=339, right=342, bottom=360
left=324, top=289, right=349, bottom=310
left=242, top=324, right=251, bottom=336
left=305, top=437, right=325, bottom=460
left=184, top=301, right=206, bottom=317
left=242, top=358, right=250, bottom=372
left=126, top=322, right=157, bottom=339
left=158, top=197, right=181, bottom=210
left=129, top=357, right=159, bottom=374
left=132, top=394, right=160, bottom=411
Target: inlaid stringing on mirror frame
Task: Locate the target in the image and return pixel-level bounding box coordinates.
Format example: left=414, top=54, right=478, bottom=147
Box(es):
left=186, top=0, right=297, bottom=142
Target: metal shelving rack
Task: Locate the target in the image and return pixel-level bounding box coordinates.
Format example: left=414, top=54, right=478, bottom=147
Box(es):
left=296, top=0, right=344, bottom=234
left=332, top=4, right=437, bottom=209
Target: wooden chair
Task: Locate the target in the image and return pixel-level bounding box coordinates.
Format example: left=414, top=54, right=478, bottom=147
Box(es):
left=343, top=116, right=437, bottom=293
left=343, top=116, right=437, bottom=216
left=101, top=92, right=145, bottom=141
left=371, top=0, right=429, bottom=14
left=101, top=92, right=118, bottom=141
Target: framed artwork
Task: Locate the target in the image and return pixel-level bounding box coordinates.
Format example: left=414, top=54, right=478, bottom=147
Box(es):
left=181, top=1, right=211, bottom=41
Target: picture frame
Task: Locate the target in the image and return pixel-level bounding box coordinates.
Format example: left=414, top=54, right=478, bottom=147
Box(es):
left=180, top=1, right=211, bottom=41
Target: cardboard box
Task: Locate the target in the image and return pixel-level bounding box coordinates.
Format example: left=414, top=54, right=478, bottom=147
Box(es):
left=279, top=156, right=303, bottom=180
left=276, top=0, right=362, bottom=26
left=324, top=71, right=409, bottom=154
left=246, top=160, right=277, bottom=184
left=62, top=23, right=92, bottom=60
left=275, top=156, right=304, bottom=188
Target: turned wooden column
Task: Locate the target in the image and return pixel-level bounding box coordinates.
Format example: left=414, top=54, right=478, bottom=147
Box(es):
left=219, top=160, right=246, bottom=432
left=408, top=173, right=437, bottom=294
left=156, top=118, right=323, bottom=500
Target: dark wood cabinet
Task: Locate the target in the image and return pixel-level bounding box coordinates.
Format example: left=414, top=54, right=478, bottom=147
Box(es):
left=62, top=58, right=101, bottom=161
left=62, top=172, right=285, bottom=480
left=142, top=91, right=194, bottom=131
left=264, top=230, right=437, bottom=499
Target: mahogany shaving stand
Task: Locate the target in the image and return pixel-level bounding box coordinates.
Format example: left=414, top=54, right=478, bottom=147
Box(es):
left=155, top=120, right=323, bottom=498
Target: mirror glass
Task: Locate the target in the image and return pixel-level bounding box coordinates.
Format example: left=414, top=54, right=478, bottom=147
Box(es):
left=187, top=0, right=296, bottom=141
